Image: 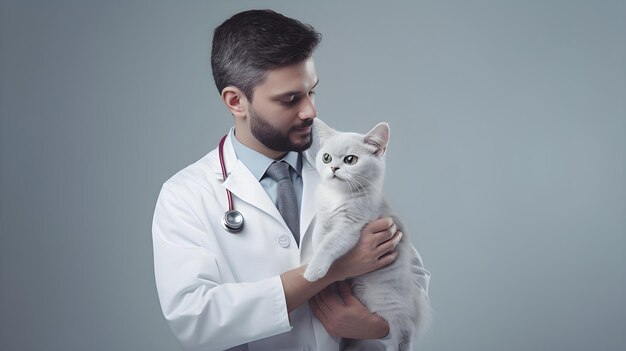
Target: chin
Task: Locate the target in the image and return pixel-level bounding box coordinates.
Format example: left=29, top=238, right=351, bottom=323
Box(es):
left=290, top=134, right=313, bottom=151
left=322, top=173, right=335, bottom=181
left=326, top=175, right=347, bottom=188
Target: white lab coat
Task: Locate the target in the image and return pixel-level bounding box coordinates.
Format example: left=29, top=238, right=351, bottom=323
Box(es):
left=152, top=127, right=430, bottom=351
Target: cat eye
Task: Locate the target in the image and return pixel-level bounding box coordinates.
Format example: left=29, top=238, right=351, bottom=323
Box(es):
left=322, top=153, right=332, bottom=163
left=343, top=155, right=358, bottom=165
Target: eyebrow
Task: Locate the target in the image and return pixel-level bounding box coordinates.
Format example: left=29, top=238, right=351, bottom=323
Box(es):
left=272, top=79, right=320, bottom=100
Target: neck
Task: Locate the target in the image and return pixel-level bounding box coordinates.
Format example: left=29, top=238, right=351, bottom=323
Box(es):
left=234, top=125, right=287, bottom=160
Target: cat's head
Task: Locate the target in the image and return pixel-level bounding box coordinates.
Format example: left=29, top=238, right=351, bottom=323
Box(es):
left=314, top=119, right=390, bottom=193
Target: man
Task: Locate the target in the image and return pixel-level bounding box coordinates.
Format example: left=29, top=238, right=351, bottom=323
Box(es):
left=152, top=9, right=430, bottom=350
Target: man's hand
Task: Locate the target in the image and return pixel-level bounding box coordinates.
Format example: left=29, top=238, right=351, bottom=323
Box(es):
left=310, top=281, right=389, bottom=339
left=309, top=217, right=400, bottom=338
left=281, top=217, right=401, bottom=314
left=326, top=217, right=403, bottom=282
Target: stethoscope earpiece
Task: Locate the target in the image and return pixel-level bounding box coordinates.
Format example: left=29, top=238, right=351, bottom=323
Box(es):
left=219, top=135, right=245, bottom=233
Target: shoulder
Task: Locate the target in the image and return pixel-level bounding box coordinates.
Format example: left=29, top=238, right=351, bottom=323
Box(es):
left=161, top=148, right=221, bottom=197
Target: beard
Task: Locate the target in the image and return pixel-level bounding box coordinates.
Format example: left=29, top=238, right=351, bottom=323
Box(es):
left=249, top=105, right=314, bottom=152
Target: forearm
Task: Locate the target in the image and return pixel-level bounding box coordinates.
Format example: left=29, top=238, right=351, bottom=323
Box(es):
left=280, top=265, right=338, bottom=313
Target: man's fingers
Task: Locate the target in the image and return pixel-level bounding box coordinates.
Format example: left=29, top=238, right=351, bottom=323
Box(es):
left=316, top=291, right=333, bottom=314
left=320, top=286, right=337, bottom=303
left=318, top=285, right=345, bottom=311
left=384, top=224, right=399, bottom=240
left=372, top=221, right=397, bottom=246
left=375, top=231, right=403, bottom=256
left=309, top=298, right=319, bottom=315
left=337, top=281, right=357, bottom=304
left=364, top=217, right=394, bottom=235
left=309, top=298, right=329, bottom=323
left=377, top=250, right=399, bottom=267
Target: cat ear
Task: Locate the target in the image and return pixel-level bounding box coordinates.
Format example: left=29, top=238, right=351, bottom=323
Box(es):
left=364, top=122, right=390, bottom=156
left=313, top=119, right=337, bottom=141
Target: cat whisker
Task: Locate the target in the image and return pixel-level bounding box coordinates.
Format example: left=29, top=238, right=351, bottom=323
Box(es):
left=343, top=174, right=360, bottom=194
left=350, top=174, right=376, bottom=192
left=344, top=174, right=370, bottom=197
left=350, top=174, right=382, bottom=204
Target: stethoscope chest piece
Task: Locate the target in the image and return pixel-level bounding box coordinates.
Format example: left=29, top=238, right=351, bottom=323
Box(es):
left=222, top=210, right=244, bottom=233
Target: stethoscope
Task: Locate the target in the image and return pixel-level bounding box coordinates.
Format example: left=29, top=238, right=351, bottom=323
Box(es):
left=219, top=135, right=245, bottom=233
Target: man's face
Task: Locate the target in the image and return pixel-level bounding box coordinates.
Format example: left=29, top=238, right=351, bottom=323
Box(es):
left=245, top=58, right=318, bottom=153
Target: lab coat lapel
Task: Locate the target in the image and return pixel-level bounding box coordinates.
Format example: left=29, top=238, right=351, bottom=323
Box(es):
left=300, top=126, right=321, bottom=243
left=214, top=130, right=321, bottom=237
left=299, top=155, right=318, bottom=242
left=218, top=134, right=284, bottom=225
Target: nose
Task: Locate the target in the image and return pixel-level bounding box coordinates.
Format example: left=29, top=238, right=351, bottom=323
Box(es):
left=331, top=167, right=339, bottom=173
left=298, top=95, right=317, bottom=120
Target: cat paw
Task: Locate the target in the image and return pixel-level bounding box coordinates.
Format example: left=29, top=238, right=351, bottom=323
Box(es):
left=303, top=266, right=328, bottom=282
left=302, top=269, right=316, bottom=282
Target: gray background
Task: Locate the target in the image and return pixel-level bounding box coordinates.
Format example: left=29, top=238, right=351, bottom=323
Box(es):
left=1, top=0, right=625, bottom=350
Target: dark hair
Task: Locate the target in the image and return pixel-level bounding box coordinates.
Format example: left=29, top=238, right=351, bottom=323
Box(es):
left=211, top=9, right=321, bottom=101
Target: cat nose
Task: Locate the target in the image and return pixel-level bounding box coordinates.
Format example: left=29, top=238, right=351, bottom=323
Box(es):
left=331, top=167, right=339, bottom=173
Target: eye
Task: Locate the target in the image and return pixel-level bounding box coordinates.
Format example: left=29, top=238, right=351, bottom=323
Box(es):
left=322, top=153, right=332, bottom=163
left=344, top=155, right=358, bottom=165
left=280, top=95, right=299, bottom=105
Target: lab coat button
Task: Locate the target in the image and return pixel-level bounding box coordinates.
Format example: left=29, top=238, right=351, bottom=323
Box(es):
left=278, top=234, right=291, bottom=248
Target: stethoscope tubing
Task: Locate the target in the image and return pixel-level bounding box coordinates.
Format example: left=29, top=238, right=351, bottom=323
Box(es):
left=219, top=135, right=235, bottom=211
left=219, top=134, right=244, bottom=233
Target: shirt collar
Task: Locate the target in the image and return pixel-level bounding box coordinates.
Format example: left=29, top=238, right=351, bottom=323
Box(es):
left=229, top=127, right=302, bottom=181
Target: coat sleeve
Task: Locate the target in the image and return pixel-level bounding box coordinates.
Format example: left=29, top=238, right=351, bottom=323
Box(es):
left=151, top=182, right=292, bottom=351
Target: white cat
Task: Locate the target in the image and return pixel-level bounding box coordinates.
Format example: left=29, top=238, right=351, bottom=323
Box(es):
left=303, top=120, right=430, bottom=351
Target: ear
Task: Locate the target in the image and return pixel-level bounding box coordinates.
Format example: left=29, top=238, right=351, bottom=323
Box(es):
left=364, top=122, right=390, bottom=156
left=313, top=119, right=337, bottom=141
left=221, top=86, right=248, bottom=120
